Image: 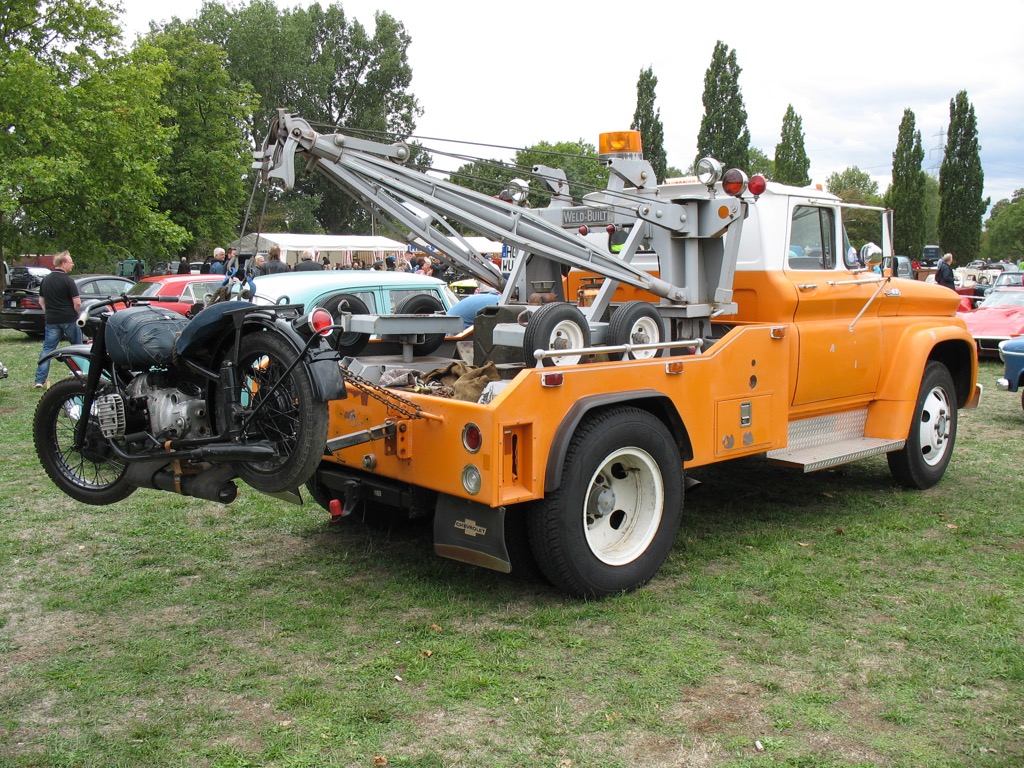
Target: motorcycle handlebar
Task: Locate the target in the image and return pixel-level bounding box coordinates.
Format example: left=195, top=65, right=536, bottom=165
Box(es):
left=76, top=295, right=185, bottom=327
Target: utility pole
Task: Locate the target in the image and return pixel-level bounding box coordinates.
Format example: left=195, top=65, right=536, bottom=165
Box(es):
left=927, top=126, right=945, bottom=177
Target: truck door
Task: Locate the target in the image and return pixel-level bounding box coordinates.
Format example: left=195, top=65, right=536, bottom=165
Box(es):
left=787, top=204, right=883, bottom=406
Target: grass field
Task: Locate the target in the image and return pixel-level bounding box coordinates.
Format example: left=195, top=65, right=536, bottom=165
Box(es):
left=1, top=328, right=1022, bottom=767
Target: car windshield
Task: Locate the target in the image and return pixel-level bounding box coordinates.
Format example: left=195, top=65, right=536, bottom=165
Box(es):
left=126, top=281, right=163, bottom=297
left=994, top=273, right=1023, bottom=288
left=978, top=290, right=1024, bottom=309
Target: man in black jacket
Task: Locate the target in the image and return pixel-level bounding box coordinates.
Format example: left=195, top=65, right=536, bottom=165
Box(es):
left=293, top=249, right=324, bottom=272
left=936, top=253, right=956, bottom=291
left=33, top=253, right=82, bottom=388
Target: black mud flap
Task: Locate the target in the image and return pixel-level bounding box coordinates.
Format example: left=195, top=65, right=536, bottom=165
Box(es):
left=433, top=494, right=510, bottom=573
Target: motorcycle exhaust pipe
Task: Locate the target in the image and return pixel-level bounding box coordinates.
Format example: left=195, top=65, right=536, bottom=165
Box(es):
left=126, top=461, right=238, bottom=504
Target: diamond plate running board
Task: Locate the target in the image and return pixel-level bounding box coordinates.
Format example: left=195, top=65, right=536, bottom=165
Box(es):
left=766, top=410, right=905, bottom=472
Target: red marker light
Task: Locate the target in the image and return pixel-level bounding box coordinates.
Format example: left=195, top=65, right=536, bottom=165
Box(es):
left=541, top=372, right=564, bottom=387
left=462, top=423, right=482, bottom=453
left=606, top=224, right=616, bottom=235
left=578, top=225, right=589, bottom=236
left=722, top=169, right=748, bottom=197
left=747, top=174, right=767, bottom=196
left=308, top=308, right=334, bottom=336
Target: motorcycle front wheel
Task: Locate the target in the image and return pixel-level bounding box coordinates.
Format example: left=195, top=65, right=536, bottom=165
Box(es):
left=34, top=378, right=135, bottom=505
left=233, top=332, right=329, bottom=493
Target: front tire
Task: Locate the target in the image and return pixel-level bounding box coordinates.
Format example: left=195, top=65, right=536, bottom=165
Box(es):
left=33, top=378, right=135, bottom=505
left=234, top=332, right=328, bottom=493
left=527, top=407, right=683, bottom=597
left=887, top=361, right=957, bottom=489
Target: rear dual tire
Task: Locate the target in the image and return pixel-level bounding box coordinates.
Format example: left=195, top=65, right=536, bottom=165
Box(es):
left=528, top=407, right=683, bottom=597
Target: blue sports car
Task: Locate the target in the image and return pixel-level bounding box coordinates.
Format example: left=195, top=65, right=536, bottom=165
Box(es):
left=997, top=336, right=1024, bottom=412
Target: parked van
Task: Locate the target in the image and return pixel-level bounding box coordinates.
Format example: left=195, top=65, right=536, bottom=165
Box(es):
left=922, top=245, right=942, bottom=266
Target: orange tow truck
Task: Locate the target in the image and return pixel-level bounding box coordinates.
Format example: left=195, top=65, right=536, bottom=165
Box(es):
left=254, top=112, right=980, bottom=597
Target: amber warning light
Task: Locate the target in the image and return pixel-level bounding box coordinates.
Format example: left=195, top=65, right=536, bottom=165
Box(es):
left=599, top=131, right=643, bottom=156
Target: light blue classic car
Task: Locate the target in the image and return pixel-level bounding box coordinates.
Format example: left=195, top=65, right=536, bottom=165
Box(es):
left=997, top=336, right=1024, bottom=412
left=251, top=270, right=460, bottom=357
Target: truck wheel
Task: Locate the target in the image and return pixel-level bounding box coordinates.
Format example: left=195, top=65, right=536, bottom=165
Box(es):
left=395, top=294, right=446, bottom=356
left=887, top=361, right=957, bottom=489
left=522, top=302, right=591, bottom=367
left=607, top=301, right=665, bottom=359
left=322, top=293, right=370, bottom=357
left=527, top=407, right=683, bottom=597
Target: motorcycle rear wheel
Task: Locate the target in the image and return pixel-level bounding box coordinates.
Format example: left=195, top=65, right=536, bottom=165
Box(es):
left=233, top=332, right=328, bottom=493
left=34, top=378, right=135, bottom=505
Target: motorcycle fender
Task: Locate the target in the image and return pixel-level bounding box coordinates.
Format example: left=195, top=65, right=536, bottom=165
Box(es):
left=242, top=320, right=347, bottom=400
left=41, top=342, right=92, bottom=365
left=305, top=349, right=348, bottom=401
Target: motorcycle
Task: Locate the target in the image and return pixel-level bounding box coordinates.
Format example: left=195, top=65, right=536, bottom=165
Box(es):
left=33, top=289, right=346, bottom=506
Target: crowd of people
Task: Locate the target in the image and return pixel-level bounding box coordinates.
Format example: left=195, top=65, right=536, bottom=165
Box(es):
left=192, top=245, right=440, bottom=278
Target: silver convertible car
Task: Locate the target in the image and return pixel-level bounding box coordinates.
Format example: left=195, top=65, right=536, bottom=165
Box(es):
left=251, top=270, right=461, bottom=357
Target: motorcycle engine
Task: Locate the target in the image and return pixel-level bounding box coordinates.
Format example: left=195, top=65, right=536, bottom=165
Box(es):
left=124, top=373, right=213, bottom=440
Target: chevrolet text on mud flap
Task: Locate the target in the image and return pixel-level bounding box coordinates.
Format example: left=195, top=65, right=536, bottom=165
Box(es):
left=245, top=112, right=982, bottom=598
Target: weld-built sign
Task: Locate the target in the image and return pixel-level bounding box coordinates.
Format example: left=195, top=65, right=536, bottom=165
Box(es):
left=561, top=207, right=610, bottom=226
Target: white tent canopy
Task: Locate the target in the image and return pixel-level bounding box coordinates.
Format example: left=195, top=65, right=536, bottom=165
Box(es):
left=231, top=233, right=408, bottom=268
left=408, top=236, right=505, bottom=257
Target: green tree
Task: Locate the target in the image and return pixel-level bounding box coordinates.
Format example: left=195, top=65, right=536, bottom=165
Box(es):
left=253, top=189, right=325, bottom=235
left=449, top=159, right=517, bottom=198
left=773, top=105, right=810, bottom=186
left=826, top=167, right=880, bottom=201
left=982, top=189, right=1024, bottom=261
left=748, top=148, right=775, bottom=179
left=939, top=90, right=988, bottom=260
left=515, top=140, right=607, bottom=209
left=923, top=174, right=940, bottom=245
left=827, top=167, right=883, bottom=250
left=187, top=2, right=423, bottom=236
left=0, top=0, right=187, bottom=271
left=886, top=108, right=926, bottom=258
left=144, top=26, right=255, bottom=258
left=631, top=66, right=667, bottom=183
left=695, top=41, right=750, bottom=171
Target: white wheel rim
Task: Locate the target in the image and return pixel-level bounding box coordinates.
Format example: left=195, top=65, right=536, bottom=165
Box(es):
left=628, top=316, right=661, bottom=359
left=918, top=384, right=953, bottom=467
left=583, top=447, right=664, bottom=566
left=549, top=318, right=587, bottom=366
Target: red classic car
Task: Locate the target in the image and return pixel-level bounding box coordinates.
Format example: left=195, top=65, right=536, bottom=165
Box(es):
left=956, top=286, right=1024, bottom=357
left=121, top=274, right=227, bottom=316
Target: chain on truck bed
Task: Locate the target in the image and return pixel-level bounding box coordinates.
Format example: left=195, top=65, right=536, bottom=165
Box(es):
left=340, top=366, right=425, bottom=420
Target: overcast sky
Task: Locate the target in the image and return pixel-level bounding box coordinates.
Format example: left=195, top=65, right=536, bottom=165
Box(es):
left=118, top=0, right=1023, bottom=211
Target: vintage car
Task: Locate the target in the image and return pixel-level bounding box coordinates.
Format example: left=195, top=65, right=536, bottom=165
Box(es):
left=121, top=274, right=227, bottom=316
left=1, top=272, right=136, bottom=337
left=956, top=286, right=1024, bottom=357
left=251, top=270, right=460, bottom=357
left=997, top=337, right=1024, bottom=412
